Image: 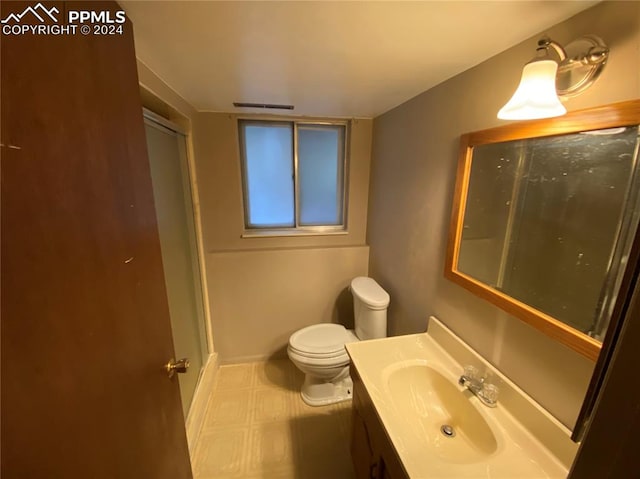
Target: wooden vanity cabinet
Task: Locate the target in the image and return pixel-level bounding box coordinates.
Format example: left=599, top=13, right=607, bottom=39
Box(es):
left=350, top=365, right=409, bottom=479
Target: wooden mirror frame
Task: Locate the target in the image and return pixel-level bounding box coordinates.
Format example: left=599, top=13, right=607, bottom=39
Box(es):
left=445, top=100, right=640, bottom=361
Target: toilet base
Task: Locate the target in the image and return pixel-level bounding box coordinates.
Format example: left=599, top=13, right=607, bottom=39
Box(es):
left=300, top=372, right=353, bottom=406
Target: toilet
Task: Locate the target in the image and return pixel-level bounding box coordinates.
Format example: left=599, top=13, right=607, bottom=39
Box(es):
left=287, top=276, right=390, bottom=406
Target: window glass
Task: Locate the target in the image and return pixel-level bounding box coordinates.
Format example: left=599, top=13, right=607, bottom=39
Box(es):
left=298, top=125, right=345, bottom=225
left=241, top=122, right=295, bottom=227
left=239, top=119, right=347, bottom=232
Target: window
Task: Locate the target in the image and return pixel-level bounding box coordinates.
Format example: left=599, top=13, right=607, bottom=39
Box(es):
left=238, top=119, right=347, bottom=233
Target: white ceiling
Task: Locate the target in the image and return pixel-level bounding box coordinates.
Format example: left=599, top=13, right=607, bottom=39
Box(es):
left=122, top=1, right=598, bottom=118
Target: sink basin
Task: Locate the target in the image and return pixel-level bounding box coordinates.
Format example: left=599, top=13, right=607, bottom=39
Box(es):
left=383, top=360, right=498, bottom=464
left=347, top=320, right=575, bottom=478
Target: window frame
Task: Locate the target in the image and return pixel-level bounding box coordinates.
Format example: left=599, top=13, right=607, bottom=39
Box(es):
left=238, top=118, right=350, bottom=237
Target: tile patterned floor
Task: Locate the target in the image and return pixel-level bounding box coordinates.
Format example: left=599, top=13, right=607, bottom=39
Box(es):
left=193, top=359, right=356, bottom=479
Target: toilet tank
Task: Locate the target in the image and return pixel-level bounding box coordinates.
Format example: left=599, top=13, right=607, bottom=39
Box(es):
left=350, top=276, right=390, bottom=340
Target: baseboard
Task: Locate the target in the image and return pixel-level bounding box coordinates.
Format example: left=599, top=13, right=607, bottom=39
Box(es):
left=219, top=351, right=289, bottom=365
left=186, top=352, right=219, bottom=457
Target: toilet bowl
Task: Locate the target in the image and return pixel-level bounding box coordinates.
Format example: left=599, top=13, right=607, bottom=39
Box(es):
left=287, top=276, right=390, bottom=406
left=288, top=323, right=358, bottom=406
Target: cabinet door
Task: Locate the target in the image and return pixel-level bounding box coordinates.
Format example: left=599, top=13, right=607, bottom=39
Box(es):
left=351, top=406, right=379, bottom=479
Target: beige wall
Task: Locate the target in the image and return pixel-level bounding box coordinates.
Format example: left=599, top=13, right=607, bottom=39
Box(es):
left=192, top=114, right=373, bottom=361
left=208, top=246, right=369, bottom=362
left=367, top=1, right=640, bottom=429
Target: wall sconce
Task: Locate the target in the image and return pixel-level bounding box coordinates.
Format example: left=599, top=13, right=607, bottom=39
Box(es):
left=498, top=35, right=609, bottom=120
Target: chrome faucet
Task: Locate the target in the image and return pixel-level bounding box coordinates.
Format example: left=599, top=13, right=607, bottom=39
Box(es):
left=458, top=365, right=499, bottom=407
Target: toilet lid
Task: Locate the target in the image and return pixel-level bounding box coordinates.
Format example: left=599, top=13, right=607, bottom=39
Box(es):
left=288, top=324, right=354, bottom=356
left=350, top=276, right=390, bottom=309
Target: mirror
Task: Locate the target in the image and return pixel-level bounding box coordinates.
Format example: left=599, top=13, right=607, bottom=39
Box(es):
left=446, top=100, right=640, bottom=360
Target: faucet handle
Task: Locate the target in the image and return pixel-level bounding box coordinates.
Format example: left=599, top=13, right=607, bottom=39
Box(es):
left=463, top=365, right=480, bottom=380
left=480, top=383, right=500, bottom=405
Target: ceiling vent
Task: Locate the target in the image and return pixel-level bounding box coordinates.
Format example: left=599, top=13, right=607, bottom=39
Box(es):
left=233, top=102, right=294, bottom=110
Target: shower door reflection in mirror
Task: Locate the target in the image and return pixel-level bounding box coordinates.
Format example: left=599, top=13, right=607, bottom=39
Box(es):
left=458, top=126, right=640, bottom=343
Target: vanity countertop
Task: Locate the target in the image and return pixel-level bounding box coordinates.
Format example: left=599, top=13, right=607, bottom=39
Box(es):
left=346, top=317, right=577, bottom=478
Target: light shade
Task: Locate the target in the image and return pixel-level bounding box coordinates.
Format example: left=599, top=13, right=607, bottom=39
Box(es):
left=497, top=60, right=567, bottom=120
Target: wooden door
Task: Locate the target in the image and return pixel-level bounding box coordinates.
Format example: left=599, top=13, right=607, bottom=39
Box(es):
left=1, top=2, right=192, bottom=478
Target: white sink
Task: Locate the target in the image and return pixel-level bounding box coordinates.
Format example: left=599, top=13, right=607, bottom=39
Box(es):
left=346, top=317, right=575, bottom=478
left=383, top=360, right=498, bottom=464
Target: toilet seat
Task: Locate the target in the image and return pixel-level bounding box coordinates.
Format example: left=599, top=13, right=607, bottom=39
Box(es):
left=287, top=348, right=351, bottom=368
left=288, top=324, right=357, bottom=361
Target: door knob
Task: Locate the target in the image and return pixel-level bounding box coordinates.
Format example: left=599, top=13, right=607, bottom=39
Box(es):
left=165, top=358, right=190, bottom=378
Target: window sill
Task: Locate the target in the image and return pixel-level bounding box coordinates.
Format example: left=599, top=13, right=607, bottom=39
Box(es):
left=241, top=229, right=349, bottom=239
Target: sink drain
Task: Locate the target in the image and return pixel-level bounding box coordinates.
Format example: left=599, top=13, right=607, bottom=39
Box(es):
left=440, top=425, right=456, bottom=438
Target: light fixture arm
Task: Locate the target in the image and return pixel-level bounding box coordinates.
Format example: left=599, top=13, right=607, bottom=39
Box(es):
left=536, top=36, right=609, bottom=67
left=578, top=43, right=609, bottom=66
left=537, top=37, right=567, bottom=62
left=555, top=35, right=609, bottom=97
